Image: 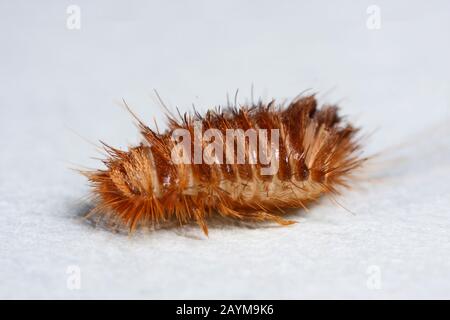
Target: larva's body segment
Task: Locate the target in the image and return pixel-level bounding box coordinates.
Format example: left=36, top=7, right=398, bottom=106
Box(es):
left=85, top=95, right=365, bottom=234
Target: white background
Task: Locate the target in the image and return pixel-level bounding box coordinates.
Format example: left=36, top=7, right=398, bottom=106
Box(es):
left=0, top=0, right=449, bottom=299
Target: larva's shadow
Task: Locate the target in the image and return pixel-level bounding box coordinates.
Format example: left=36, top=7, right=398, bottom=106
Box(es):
left=71, top=199, right=311, bottom=239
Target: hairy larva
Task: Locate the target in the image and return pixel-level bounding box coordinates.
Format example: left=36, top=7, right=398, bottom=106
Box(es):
left=82, top=94, right=366, bottom=235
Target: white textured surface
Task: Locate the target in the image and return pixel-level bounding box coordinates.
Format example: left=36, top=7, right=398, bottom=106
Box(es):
left=1, top=0, right=449, bottom=299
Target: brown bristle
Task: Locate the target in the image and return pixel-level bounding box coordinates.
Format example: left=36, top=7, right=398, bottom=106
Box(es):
left=83, top=94, right=366, bottom=235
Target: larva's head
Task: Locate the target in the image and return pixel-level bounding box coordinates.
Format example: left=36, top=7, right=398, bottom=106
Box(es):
left=84, top=144, right=159, bottom=228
